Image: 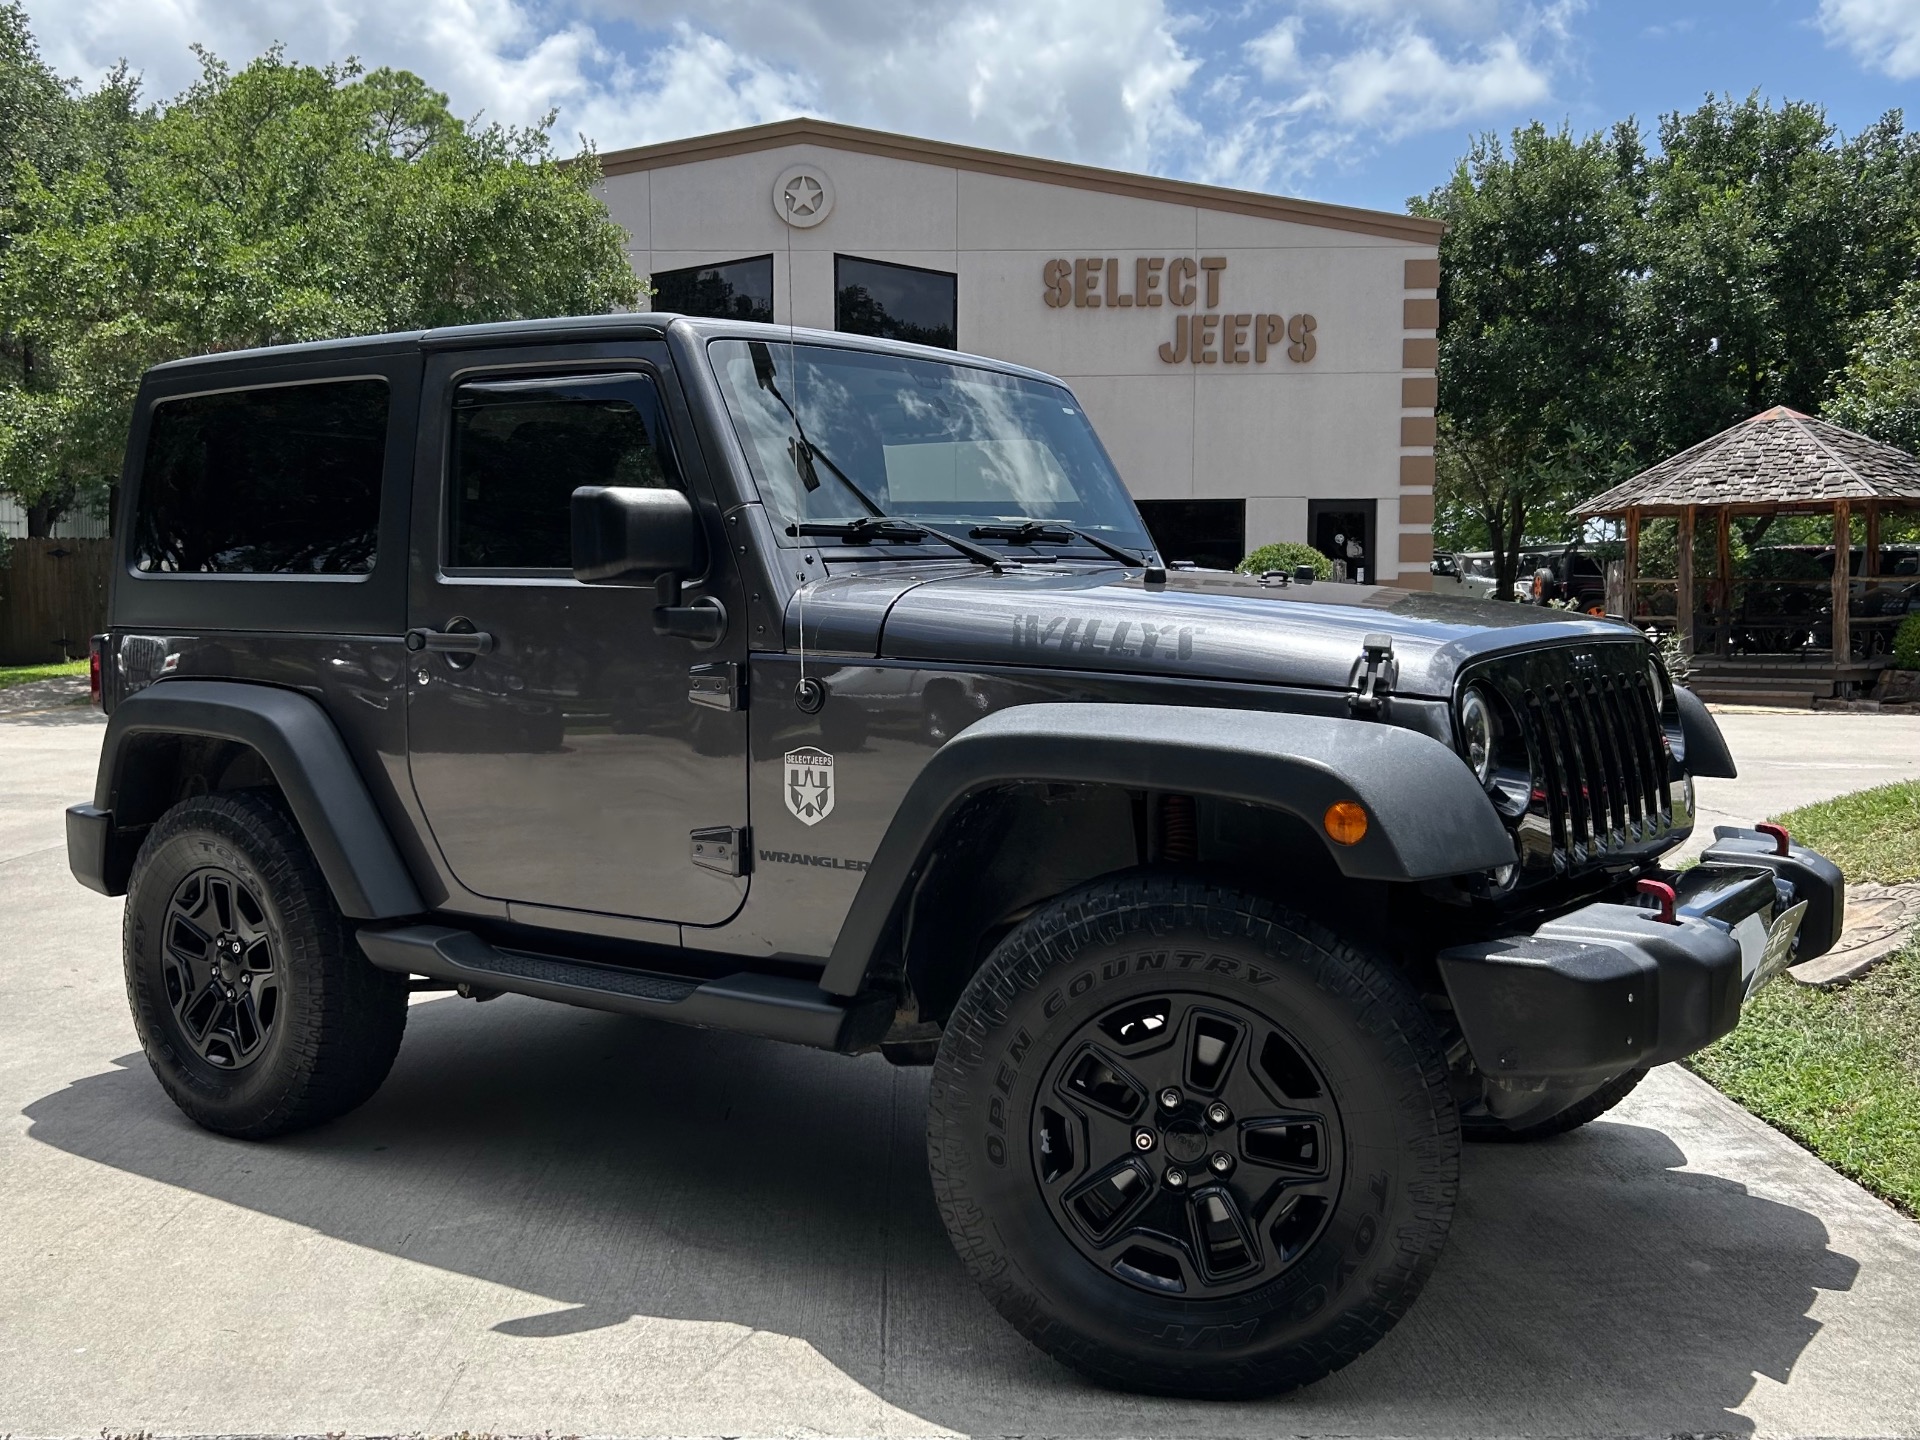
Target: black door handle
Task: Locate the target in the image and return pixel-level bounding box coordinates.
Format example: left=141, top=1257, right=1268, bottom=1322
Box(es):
left=406, top=626, right=494, bottom=655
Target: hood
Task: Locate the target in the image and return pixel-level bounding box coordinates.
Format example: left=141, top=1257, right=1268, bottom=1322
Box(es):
left=795, top=562, right=1645, bottom=699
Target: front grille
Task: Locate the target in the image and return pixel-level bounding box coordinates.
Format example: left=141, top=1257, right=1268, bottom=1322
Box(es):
left=1467, top=643, right=1677, bottom=873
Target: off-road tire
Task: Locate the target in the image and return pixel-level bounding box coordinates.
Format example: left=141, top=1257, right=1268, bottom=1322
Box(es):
left=1462, top=1066, right=1649, bottom=1143
left=124, top=791, right=408, bottom=1139
left=927, top=871, right=1459, bottom=1398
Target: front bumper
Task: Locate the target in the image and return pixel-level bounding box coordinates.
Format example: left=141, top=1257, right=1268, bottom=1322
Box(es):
left=1438, top=827, right=1844, bottom=1084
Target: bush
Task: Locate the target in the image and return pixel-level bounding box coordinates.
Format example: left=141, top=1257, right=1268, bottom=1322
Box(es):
left=1236, top=542, right=1333, bottom=579
left=1895, top=614, right=1920, bottom=671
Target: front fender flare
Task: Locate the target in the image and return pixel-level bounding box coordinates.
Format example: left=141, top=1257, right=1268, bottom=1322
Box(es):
left=73, top=679, right=423, bottom=919
left=817, top=702, right=1515, bottom=996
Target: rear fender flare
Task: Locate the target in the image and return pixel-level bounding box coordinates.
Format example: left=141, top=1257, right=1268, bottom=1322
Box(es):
left=76, top=679, right=423, bottom=918
left=816, top=702, right=1514, bottom=996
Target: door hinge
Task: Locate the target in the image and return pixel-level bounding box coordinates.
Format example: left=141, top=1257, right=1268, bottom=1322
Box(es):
left=1348, top=632, right=1397, bottom=716
left=689, top=661, right=745, bottom=711
left=691, top=825, right=749, bottom=876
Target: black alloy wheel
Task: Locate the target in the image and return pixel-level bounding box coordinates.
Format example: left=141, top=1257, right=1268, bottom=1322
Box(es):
left=929, top=871, right=1458, bottom=1398
left=1036, top=993, right=1343, bottom=1299
left=160, top=866, right=283, bottom=1070
left=124, top=790, right=408, bottom=1139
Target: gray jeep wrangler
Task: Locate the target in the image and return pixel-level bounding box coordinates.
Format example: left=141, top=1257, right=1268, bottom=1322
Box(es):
left=68, top=315, right=1844, bottom=1397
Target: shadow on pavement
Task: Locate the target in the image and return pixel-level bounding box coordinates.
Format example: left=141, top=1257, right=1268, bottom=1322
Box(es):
left=23, top=993, right=1859, bottom=1435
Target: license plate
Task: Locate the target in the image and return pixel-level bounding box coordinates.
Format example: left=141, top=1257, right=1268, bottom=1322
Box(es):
left=1747, top=899, right=1809, bottom=997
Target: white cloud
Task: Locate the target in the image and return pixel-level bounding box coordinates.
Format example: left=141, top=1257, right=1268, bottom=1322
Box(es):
left=22, top=0, right=1582, bottom=196
left=1230, top=1, right=1577, bottom=183
left=1818, top=0, right=1920, bottom=80
left=1322, top=30, right=1551, bottom=134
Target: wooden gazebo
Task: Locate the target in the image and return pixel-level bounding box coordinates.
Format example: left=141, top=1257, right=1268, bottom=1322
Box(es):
left=1574, top=407, right=1920, bottom=680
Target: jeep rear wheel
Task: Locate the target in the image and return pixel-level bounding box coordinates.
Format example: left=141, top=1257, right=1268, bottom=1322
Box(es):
left=928, top=872, right=1458, bottom=1397
left=124, top=791, right=408, bottom=1139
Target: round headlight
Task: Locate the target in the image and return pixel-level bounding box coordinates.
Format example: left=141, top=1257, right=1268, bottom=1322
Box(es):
left=1459, top=686, right=1496, bottom=785
left=1647, top=657, right=1666, bottom=709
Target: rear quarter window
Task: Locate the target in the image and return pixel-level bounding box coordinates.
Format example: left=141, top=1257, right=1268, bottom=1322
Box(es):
left=134, top=379, right=389, bottom=575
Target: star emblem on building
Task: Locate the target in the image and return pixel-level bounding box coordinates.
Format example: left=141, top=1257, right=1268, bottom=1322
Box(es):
left=783, top=175, right=823, bottom=218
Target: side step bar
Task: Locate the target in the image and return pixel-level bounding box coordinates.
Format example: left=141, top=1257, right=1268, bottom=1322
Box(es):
left=357, top=925, right=892, bottom=1053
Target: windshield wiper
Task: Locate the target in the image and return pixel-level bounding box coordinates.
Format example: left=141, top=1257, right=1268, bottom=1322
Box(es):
left=970, top=521, right=1167, bottom=584
left=748, top=341, right=892, bottom=520
left=789, top=518, right=1006, bottom=572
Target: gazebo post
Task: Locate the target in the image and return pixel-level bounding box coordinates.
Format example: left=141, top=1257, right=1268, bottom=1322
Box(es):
left=1866, top=504, right=1881, bottom=579
left=1624, top=507, right=1640, bottom=618
left=1676, top=507, right=1695, bottom=656
left=1832, top=499, right=1851, bottom=665
left=1715, top=509, right=1733, bottom=656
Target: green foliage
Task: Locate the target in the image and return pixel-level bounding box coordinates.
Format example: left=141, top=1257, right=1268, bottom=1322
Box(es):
left=1692, top=780, right=1920, bottom=1217
left=1764, top=779, right=1920, bottom=885
left=1418, top=95, right=1920, bottom=575
left=1894, top=614, right=1920, bottom=672
left=0, top=28, right=639, bottom=532
left=1827, top=276, right=1920, bottom=456
left=0, top=657, right=84, bottom=688
left=1236, top=542, right=1333, bottom=579
left=1632, top=97, right=1920, bottom=458
left=1413, top=120, right=1648, bottom=596
left=1692, top=938, right=1920, bottom=1219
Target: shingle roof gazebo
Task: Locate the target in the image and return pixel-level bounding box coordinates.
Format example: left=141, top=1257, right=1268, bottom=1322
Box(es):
left=1574, top=406, right=1920, bottom=671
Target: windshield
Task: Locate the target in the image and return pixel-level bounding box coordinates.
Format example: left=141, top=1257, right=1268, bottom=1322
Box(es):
left=709, top=339, right=1151, bottom=548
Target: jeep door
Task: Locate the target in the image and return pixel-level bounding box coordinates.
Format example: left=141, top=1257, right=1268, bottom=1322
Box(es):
left=404, top=340, right=749, bottom=925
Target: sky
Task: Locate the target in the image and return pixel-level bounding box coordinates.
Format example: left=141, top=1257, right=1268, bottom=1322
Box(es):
left=22, top=0, right=1920, bottom=214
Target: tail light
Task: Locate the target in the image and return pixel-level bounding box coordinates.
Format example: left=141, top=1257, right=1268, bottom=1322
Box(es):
left=88, top=635, right=105, bottom=709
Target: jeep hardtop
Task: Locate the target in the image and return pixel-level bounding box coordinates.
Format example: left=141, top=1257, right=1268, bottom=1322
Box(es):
left=68, top=314, right=1845, bottom=1397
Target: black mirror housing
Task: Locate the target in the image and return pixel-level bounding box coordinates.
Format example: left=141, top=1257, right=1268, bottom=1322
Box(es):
left=571, top=486, right=705, bottom=586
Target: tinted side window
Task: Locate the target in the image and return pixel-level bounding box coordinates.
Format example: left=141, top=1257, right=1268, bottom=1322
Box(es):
left=134, top=379, right=388, bottom=574
left=835, top=255, right=957, bottom=349
left=449, top=374, right=676, bottom=570
left=651, top=256, right=775, bottom=322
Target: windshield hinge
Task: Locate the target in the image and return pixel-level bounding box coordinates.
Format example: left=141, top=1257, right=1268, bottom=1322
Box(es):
left=1348, top=633, right=1397, bottom=716
left=689, top=661, right=745, bottom=711
left=691, top=826, right=749, bottom=876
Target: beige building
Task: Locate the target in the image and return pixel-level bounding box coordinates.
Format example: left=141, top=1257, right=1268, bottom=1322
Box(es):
left=595, top=119, right=1440, bottom=587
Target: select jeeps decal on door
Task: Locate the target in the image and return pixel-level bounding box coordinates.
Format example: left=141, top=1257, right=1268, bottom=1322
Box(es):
left=784, top=747, right=836, bottom=826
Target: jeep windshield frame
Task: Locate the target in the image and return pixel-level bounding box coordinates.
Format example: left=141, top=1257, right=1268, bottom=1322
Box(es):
left=708, top=338, right=1153, bottom=556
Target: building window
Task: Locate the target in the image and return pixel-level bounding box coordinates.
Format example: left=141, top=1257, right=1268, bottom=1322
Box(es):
left=1136, top=500, right=1246, bottom=572
left=650, top=256, right=774, bottom=323
left=835, top=255, right=956, bottom=349
left=1308, top=498, right=1377, bottom=584
left=134, top=379, right=388, bottom=574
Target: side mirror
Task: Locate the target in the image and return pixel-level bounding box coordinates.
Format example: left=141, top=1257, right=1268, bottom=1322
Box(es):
left=571, top=486, right=705, bottom=586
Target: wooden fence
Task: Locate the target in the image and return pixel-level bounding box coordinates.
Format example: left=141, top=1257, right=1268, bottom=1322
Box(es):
left=0, top=539, right=112, bottom=665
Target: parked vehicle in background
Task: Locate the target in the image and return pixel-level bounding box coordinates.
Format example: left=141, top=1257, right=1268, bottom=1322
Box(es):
left=1522, top=544, right=1609, bottom=613
left=1430, top=550, right=1501, bottom=600
left=67, top=314, right=1844, bottom=1399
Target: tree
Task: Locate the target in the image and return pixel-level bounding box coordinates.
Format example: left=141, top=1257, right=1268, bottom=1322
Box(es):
left=1422, top=97, right=1920, bottom=578
left=1412, top=121, right=1645, bottom=597
left=0, top=3, right=142, bottom=535
left=0, top=36, right=639, bottom=534
left=1632, top=96, right=1920, bottom=456
left=1827, top=277, right=1920, bottom=457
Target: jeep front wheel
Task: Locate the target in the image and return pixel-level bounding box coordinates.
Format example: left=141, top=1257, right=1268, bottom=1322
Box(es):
left=927, top=872, right=1458, bottom=1397
left=123, top=791, right=409, bottom=1139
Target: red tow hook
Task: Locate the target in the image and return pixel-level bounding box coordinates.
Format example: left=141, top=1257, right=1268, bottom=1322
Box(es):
left=1756, top=822, right=1791, bottom=856
left=1636, top=878, right=1680, bottom=925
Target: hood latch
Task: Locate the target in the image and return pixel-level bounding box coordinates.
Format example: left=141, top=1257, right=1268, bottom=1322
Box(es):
left=1348, top=633, right=1397, bottom=716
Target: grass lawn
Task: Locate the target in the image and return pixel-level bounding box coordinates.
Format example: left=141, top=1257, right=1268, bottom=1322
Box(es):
left=1690, top=779, right=1920, bottom=1218
left=0, top=658, right=86, bottom=690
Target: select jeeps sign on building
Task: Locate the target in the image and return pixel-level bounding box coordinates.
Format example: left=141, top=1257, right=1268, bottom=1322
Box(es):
left=595, top=119, right=1440, bottom=586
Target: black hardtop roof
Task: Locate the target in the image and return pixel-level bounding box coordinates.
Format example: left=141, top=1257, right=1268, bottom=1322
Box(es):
left=144, top=314, right=1063, bottom=387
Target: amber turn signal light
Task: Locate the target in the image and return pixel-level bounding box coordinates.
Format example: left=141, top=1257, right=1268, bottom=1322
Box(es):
left=1323, top=800, right=1368, bottom=846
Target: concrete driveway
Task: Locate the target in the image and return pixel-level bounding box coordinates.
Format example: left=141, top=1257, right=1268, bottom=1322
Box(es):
left=3, top=695, right=1919, bottom=1438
